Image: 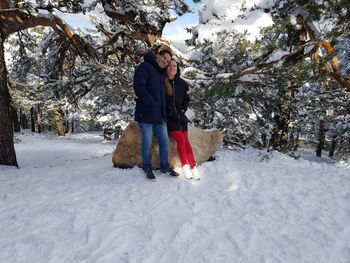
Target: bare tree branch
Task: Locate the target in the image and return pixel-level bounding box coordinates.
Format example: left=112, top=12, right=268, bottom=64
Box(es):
left=0, top=9, right=93, bottom=63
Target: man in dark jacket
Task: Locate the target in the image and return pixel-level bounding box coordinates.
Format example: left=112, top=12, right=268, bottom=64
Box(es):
left=133, top=49, right=179, bottom=180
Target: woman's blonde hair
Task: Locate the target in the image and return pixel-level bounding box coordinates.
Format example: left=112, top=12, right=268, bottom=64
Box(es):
left=165, top=78, right=173, bottom=96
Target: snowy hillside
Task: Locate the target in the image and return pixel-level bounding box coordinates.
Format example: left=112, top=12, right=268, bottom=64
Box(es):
left=1, top=131, right=350, bottom=263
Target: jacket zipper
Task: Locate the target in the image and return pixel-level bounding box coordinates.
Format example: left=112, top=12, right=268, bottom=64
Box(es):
left=171, top=80, right=182, bottom=131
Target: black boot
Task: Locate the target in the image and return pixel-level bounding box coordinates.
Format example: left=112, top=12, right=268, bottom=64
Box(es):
left=144, top=169, right=156, bottom=181
left=161, top=168, right=179, bottom=177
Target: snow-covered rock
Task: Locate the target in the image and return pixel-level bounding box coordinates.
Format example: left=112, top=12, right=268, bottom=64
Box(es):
left=112, top=122, right=223, bottom=168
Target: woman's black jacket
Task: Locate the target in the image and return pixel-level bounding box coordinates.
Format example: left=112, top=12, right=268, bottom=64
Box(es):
left=166, top=76, right=190, bottom=132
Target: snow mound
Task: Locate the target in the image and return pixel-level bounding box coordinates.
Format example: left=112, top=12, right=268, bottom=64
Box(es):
left=1, top=132, right=350, bottom=262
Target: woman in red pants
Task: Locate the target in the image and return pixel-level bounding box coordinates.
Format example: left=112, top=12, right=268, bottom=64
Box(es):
left=165, top=59, right=200, bottom=180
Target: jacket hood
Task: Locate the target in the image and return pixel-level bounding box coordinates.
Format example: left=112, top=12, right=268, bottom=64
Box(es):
left=143, top=53, right=163, bottom=72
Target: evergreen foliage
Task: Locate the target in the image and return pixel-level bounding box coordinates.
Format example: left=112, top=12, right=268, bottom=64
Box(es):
left=2, top=0, right=349, bottom=162
left=184, top=0, right=350, bottom=159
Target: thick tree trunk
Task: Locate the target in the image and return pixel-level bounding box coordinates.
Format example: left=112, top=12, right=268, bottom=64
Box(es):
left=270, top=115, right=289, bottom=150
left=20, top=109, right=28, bottom=129
left=270, top=84, right=294, bottom=151
left=329, top=138, right=336, bottom=157
left=0, top=0, right=9, bottom=9
left=64, top=110, right=69, bottom=134
left=55, top=105, right=66, bottom=136
left=261, top=133, right=267, bottom=148
left=0, top=35, right=18, bottom=166
left=65, top=121, right=69, bottom=134
left=316, top=119, right=325, bottom=157
left=37, top=104, right=42, bottom=133
left=30, top=106, right=35, bottom=132
left=294, top=130, right=300, bottom=151
left=11, top=104, right=20, bottom=132
left=71, top=119, right=74, bottom=133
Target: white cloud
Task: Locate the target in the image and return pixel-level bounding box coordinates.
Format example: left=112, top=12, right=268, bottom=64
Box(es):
left=53, top=5, right=106, bottom=29
left=163, top=22, right=194, bottom=41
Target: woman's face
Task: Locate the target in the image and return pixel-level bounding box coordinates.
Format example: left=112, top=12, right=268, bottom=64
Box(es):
left=166, top=60, right=178, bottom=78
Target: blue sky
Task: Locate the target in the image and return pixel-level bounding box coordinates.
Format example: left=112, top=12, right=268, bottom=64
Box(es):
left=163, top=1, right=204, bottom=40
left=61, top=1, right=204, bottom=40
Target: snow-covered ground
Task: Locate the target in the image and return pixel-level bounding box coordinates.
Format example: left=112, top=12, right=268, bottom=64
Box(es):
left=1, top=131, right=350, bottom=263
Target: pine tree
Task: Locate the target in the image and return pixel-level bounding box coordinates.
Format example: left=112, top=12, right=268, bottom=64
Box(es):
left=0, top=0, right=201, bottom=166
left=186, top=0, right=349, bottom=158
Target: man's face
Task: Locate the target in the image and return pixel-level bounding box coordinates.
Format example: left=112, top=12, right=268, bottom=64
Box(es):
left=156, top=53, right=172, bottom=69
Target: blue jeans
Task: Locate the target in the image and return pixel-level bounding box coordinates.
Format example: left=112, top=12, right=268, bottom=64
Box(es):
left=138, top=122, right=170, bottom=171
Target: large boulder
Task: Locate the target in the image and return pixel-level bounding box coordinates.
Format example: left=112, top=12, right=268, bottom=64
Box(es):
left=112, top=122, right=223, bottom=168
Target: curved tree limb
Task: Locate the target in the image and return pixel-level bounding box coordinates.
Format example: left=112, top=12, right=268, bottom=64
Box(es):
left=0, top=9, right=93, bottom=63
left=297, top=14, right=350, bottom=90
left=100, top=0, right=167, bottom=46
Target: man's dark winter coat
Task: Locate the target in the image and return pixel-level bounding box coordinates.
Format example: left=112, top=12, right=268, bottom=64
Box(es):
left=133, top=53, right=167, bottom=123
left=166, top=77, right=190, bottom=131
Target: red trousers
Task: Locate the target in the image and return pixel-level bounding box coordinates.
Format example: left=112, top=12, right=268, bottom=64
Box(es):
left=168, top=131, right=196, bottom=168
